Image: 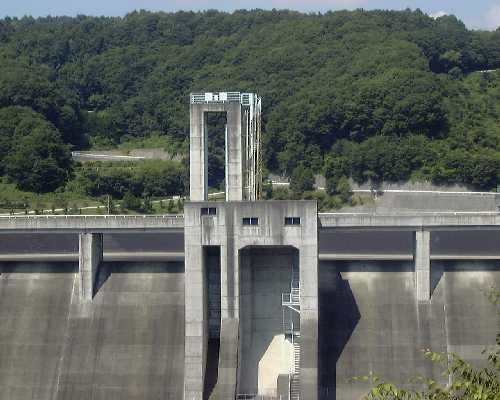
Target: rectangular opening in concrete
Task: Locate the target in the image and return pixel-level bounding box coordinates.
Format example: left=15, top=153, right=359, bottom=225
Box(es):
left=206, top=112, right=227, bottom=195
left=203, top=246, right=221, bottom=398
left=238, top=246, right=299, bottom=398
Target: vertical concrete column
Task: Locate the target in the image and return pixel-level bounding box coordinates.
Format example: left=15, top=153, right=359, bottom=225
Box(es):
left=184, top=209, right=207, bottom=400
left=190, top=104, right=208, bottom=201
left=414, top=229, right=431, bottom=302
left=226, top=103, right=243, bottom=201
left=238, top=249, right=252, bottom=388
left=220, top=243, right=238, bottom=321
left=299, top=206, right=319, bottom=400
left=78, top=232, right=103, bottom=302
left=220, top=205, right=237, bottom=320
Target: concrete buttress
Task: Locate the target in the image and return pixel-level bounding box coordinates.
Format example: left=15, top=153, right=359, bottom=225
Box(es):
left=414, top=230, right=431, bottom=302
left=78, top=232, right=103, bottom=301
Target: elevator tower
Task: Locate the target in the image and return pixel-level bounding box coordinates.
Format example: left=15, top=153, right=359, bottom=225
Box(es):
left=189, top=92, right=262, bottom=201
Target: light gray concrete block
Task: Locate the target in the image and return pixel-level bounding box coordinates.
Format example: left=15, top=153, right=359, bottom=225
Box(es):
left=78, top=233, right=103, bottom=301
left=415, top=230, right=431, bottom=302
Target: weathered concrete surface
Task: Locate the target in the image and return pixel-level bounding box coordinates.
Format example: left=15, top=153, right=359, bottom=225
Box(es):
left=0, top=261, right=184, bottom=400
left=436, top=261, right=500, bottom=368
left=319, top=260, right=500, bottom=400
left=319, top=212, right=500, bottom=229
left=238, top=248, right=294, bottom=396
left=79, top=233, right=103, bottom=301
left=209, top=319, right=239, bottom=400
left=0, top=215, right=184, bottom=233
left=189, top=101, right=244, bottom=201
left=341, top=191, right=498, bottom=213
left=414, top=230, right=431, bottom=302
left=185, top=200, right=319, bottom=400
left=2, top=211, right=500, bottom=234
left=0, top=257, right=497, bottom=400
left=0, top=262, right=76, bottom=400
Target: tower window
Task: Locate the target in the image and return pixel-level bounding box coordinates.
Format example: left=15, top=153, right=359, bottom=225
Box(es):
left=201, top=207, right=217, bottom=216
left=285, top=217, right=301, bottom=225
left=242, top=217, right=259, bottom=226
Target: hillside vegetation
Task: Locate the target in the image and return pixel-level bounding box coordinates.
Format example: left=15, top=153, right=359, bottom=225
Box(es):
left=0, top=9, right=499, bottom=199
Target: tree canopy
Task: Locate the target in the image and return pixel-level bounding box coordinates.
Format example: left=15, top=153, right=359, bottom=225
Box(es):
left=0, top=9, right=499, bottom=193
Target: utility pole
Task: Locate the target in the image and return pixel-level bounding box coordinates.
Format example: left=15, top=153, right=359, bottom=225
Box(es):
left=107, top=195, right=110, bottom=215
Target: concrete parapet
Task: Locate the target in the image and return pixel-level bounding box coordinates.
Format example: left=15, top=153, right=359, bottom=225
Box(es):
left=319, top=212, right=500, bottom=229
left=78, top=233, right=103, bottom=301
left=0, top=215, right=184, bottom=232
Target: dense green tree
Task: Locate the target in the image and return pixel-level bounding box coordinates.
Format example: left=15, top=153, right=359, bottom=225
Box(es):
left=122, top=191, right=142, bottom=211
left=73, top=160, right=187, bottom=199
left=0, top=10, right=499, bottom=193
left=290, top=165, right=315, bottom=194
left=4, top=125, right=72, bottom=192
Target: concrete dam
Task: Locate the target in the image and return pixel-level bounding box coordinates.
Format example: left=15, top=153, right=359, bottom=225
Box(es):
left=0, top=92, right=498, bottom=400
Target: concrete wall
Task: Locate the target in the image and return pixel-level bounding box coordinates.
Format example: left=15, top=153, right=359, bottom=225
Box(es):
left=238, top=248, right=294, bottom=396
left=318, top=260, right=500, bottom=400
left=341, top=192, right=498, bottom=213
left=0, top=215, right=184, bottom=232
left=0, top=261, right=185, bottom=400
left=0, top=257, right=497, bottom=400
left=319, top=213, right=500, bottom=229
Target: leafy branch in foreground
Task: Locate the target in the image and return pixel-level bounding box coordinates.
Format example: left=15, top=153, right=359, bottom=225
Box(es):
left=353, top=288, right=499, bottom=400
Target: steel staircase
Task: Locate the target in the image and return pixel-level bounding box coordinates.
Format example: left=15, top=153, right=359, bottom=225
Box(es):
left=290, top=335, right=301, bottom=400
left=282, top=264, right=301, bottom=399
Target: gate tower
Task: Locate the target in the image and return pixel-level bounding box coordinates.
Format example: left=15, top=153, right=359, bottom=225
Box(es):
left=189, top=92, right=262, bottom=201
left=184, top=91, right=319, bottom=400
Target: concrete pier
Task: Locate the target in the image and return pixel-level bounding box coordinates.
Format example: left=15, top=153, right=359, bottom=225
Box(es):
left=189, top=102, right=208, bottom=201
left=225, top=102, right=243, bottom=201
left=184, top=219, right=206, bottom=399
left=78, top=233, right=103, bottom=301
left=300, top=205, right=319, bottom=400
left=414, top=230, right=431, bottom=302
left=184, top=201, right=319, bottom=399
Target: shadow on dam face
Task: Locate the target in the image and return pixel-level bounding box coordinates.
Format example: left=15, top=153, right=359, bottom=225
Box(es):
left=318, top=260, right=500, bottom=400
left=319, top=263, right=361, bottom=400
left=430, top=260, right=500, bottom=298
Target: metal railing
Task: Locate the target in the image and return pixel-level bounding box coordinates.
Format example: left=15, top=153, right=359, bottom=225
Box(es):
left=281, top=290, right=299, bottom=306
left=0, top=214, right=184, bottom=220
left=190, top=91, right=243, bottom=104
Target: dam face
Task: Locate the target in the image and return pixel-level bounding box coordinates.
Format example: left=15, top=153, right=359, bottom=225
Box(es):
left=319, top=261, right=500, bottom=399
left=0, top=258, right=497, bottom=399
left=0, top=261, right=184, bottom=400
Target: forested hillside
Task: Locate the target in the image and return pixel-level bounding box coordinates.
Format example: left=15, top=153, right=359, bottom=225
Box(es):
left=0, top=8, right=499, bottom=197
